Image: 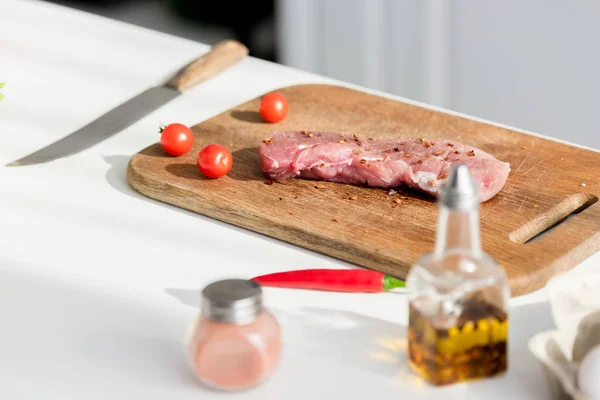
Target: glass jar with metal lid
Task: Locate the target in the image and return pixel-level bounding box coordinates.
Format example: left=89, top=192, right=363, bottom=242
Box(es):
left=187, top=279, right=282, bottom=391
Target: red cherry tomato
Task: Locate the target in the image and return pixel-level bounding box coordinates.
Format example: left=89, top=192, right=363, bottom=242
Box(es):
left=160, top=123, right=194, bottom=156
left=197, top=144, right=233, bottom=179
left=259, top=92, right=288, bottom=123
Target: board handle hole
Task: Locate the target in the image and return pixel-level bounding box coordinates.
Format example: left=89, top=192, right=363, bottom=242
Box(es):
left=509, top=193, right=598, bottom=244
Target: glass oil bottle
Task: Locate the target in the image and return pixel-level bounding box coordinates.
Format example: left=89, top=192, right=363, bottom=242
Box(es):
left=406, top=165, right=510, bottom=386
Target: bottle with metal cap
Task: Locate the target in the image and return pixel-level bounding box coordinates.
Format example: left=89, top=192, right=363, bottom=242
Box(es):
left=406, top=164, right=510, bottom=386
left=186, top=279, right=282, bottom=391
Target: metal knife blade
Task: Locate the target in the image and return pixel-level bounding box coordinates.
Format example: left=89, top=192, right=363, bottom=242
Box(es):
left=7, top=39, right=248, bottom=166
left=7, top=86, right=179, bottom=166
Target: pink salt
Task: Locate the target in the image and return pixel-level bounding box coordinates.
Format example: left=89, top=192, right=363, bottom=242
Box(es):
left=187, top=311, right=281, bottom=391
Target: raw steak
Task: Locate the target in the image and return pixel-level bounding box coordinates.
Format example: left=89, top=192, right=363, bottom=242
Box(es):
left=259, top=131, right=510, bottom=202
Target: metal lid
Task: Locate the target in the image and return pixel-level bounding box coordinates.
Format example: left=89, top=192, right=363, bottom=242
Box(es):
left=201, top=279, right=264, bottom=324
left=439, top=164, right=480, bottom=211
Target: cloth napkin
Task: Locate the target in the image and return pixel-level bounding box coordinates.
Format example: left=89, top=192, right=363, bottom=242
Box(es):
left=547, top=272, right=600, bottom=362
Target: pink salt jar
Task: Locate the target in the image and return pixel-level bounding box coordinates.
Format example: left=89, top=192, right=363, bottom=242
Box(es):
left=187, top=279, right=282, bottom=391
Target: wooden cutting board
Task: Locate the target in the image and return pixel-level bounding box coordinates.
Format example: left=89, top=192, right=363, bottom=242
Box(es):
left=127, top=84, right=600, bottom=296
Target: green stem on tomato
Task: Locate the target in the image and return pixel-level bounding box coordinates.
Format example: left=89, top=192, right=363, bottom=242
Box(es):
left=382, top=275, right=405, bottom=291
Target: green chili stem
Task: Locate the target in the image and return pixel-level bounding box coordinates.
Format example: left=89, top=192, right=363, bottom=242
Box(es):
left=382, top=275, right=405, bottom=291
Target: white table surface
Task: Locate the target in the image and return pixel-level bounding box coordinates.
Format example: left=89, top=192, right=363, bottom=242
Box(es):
left=1, top=0, right=598, bottom=398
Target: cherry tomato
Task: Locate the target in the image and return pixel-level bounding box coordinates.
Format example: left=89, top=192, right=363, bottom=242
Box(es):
left=259, top=92, right=288, bottom=123
left=197, top=144, right=233, bottom=179
left=160, top=123, right=194, bottom=156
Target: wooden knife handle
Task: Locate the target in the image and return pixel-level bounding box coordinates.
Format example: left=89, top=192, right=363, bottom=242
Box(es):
left=165, top=40, right=249, bottom=91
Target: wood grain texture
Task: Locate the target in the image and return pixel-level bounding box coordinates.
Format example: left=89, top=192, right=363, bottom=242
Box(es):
left=165, top=40, right=248, bottom=91
left=127, top=84, right=600, bottom=296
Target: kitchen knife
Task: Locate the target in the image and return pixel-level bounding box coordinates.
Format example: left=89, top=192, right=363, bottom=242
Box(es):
left=6, top=39, right=248, bottom=167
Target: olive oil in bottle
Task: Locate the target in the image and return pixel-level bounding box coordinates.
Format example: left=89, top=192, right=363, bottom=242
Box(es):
left=406, top=165, right=510, bottom=386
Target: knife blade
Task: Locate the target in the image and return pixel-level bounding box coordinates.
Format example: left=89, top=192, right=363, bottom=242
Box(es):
left=7, top=39, right=248, bottom=166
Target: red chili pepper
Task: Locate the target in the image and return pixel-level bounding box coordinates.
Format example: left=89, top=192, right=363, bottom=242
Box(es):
left=251, top=269, right=405, bottom=293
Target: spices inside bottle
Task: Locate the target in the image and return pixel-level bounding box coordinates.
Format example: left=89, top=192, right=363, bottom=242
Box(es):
left=406, top=165, right=510, bottom=386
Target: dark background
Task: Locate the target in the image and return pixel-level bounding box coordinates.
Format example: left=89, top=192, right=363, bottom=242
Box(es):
left=45, top=0, right=278, bottom=62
